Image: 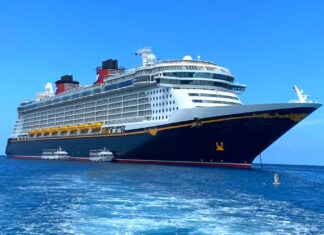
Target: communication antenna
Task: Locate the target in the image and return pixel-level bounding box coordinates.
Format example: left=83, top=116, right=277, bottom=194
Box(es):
left=45, top=83, right=54, bottom=94
left=135, top=48, right=156, bottom=66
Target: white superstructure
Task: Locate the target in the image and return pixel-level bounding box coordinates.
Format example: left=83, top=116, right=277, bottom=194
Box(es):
left=11, top=49, right=246, bottom=139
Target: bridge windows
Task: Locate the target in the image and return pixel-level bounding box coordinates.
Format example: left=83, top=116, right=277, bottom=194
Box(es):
left=162, top=72, right=234, bottom=83
left=192, top=99, right=239, bottom=105
left=156, top=78, right=245, bottom=91
left=189, top=93, right=239, bottom=100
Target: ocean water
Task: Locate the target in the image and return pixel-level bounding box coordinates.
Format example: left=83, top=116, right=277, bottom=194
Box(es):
left=0, top=156, right=323, bottom=234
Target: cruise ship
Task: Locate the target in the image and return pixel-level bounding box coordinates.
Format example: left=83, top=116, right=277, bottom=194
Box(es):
left=5, top=48, right=321, bottom=168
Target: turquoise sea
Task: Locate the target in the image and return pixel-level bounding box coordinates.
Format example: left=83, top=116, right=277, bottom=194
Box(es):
left=0, top=156, right=323, bottom=234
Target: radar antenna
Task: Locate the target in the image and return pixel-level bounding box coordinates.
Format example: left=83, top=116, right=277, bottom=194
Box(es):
left=35, top=83, right=54, bottom=101
left=135, top=48, right=156, bottom=66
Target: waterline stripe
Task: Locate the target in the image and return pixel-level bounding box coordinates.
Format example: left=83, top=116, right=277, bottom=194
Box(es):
left=115, top=159, right=251, bottom=168
left=7, top=155, right=251, bottom=168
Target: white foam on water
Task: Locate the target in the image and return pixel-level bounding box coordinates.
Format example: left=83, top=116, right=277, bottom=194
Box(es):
left=60, top=190, right=323, bottom=235
left=1, top=159, right=323, bottom=235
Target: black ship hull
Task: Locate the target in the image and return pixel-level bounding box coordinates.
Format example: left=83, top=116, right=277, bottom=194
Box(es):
left=6, top=104, right=320, bottom=168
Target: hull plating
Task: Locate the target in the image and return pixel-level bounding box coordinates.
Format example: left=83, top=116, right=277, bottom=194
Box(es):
left=6, top=105, right=319, bottom=168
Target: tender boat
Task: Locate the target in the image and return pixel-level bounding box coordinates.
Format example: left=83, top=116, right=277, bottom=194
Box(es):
left=41, top=147, right=70, bottom=160
left=89, top=148, right=114, bottom=162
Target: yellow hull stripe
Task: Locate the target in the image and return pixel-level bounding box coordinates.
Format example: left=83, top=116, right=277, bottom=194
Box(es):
left=8, top=112, right=308, bottom=143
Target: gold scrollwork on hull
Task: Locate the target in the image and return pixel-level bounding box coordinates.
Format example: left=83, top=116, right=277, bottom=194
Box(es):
left=288, top=113, right=308, bottom=122
left=216, top=141, right=224, bottom=151
left=148, top=128, right=158, bottom=136
left=252, top=113, right=308, bottom=122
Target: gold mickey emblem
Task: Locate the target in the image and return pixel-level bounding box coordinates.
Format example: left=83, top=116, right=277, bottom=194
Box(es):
left=148, top=128, right=158, bottom=136
left=216, top=141, right=224, bottom=151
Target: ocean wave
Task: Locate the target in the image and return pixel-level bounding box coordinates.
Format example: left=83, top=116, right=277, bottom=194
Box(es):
left=0, top=157, right=323, bottom=234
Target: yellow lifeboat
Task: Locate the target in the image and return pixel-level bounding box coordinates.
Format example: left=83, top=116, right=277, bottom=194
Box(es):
left=91, top=122, right=103, bottom=130
left=51, top=127, right=59, bottom=133
left=35, top=129, right=43, bottom=135
left=69, top=125, right=79, bottom=131
left=43, top=128, right=51, bottom=134
left=59, top=126, right=69, bottom=132
left=80, top=123, right=91, bottom=130
left=28, top=129, right=36, bottom=135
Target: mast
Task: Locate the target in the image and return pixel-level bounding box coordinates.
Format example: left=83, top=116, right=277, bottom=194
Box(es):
left=293, top=85, right=307, bottom=103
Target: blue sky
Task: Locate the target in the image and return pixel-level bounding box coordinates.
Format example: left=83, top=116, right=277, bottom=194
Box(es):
left=0, top=0, right=323, bottom=165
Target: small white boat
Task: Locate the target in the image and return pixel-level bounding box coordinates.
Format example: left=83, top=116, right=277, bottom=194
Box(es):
left=42, top=147, right=70, bottom=160
left=89, top=148, right=114, bottom=162
left=273, top=173, right=280, bottom=186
